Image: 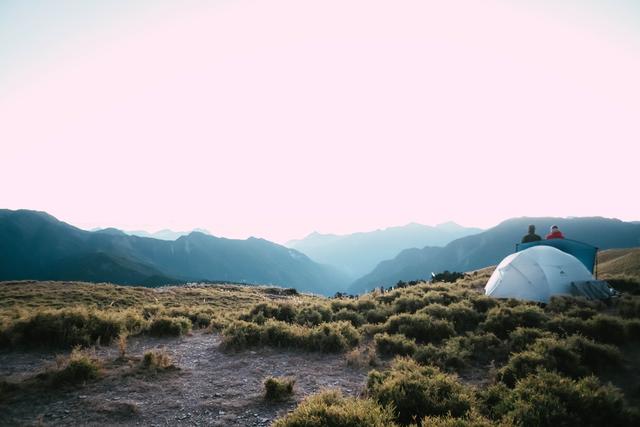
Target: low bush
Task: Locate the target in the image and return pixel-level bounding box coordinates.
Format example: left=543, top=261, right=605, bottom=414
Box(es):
left=147, top=316, right=191, bottom=337
left=296, top=305, right=332, bottom=326
left=141, top=349, right=175, bottom=371
left=418, top=412, right=494, bottom=427
left=221, top=320, right=263, bottom=350
left=618, top=296, right=640, bottom=318
left=374, top=333, right=417, bottom=357
left=507, top=327, right=555, bottom=353
left=221, top=320, right=360, bottom=353
left=307, top=321, right=360, bottom=353
left=415, top=332, right=506, bottom=372
left=383, top=313, right=455, bottom=344
left=367, top=358, right=473, bottom=425
left=264, top=376, right=295, bottom=401
left=481, top=305, right=549, bottom=338
left=45, top=347, right=101, bottom=387
left=5, top=308, right=123, bottom=348
left=505, top=370, right=636, bottom=426
left=420, top=303, right=484, bottom=333
left=333, top=309, right=366, bottom=327
left=346, top=345, right=379, bottom=368
left=498, top=335, right=622, bottom=387
left=272, top=390, right=398, bottom=427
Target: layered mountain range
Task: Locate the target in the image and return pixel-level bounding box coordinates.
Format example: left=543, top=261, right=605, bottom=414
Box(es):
left=0, top=210, right=347, bottom=295
left=2, top=210, right=639, bottom=295
left=349, top=217, right=640, bottom=293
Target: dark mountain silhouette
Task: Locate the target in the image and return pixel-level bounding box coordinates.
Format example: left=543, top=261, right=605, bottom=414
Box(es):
left=0, top=210, right=347, bottom=295
left=350, top=217, right=640, bottom=293
left=286, top=222, right=482, bottom=280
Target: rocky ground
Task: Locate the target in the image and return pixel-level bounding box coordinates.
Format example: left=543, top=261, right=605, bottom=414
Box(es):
left=0, top=332, right=369, bottom=426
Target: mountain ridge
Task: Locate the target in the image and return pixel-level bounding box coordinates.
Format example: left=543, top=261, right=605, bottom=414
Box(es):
left=350, top=216, right=640, bottom=293
left=0, top=209, right=347, bottom=295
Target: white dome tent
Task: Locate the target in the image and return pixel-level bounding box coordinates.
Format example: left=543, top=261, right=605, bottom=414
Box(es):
left=485, top=246, right=597, bottom=303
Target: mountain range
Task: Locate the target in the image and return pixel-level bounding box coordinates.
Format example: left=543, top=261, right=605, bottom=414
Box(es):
left=92, top=228, right=212, bottom=240
left=286, top=222, right=482, bottom=280
left=349, top=217, right=640, bottom=293
left=0, top=210, right=347, bottom=295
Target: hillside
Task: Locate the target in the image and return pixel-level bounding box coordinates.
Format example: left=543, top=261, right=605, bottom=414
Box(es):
left=350, top=217, right=640, bottom=293
left=1, top=265, right=639, bottom=425
left=598, top=247, right=640, bottom=281
left=287, top=222, right=482, bottom=280
left=0, top=210, right=348, bottom=295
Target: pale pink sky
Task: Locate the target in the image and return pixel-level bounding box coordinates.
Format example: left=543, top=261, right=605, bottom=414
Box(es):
left=1, top=0, right=639, bottom=243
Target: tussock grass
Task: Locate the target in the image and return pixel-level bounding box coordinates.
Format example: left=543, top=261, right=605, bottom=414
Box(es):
left=264, top=376, right=295, bottom=401
left=141, top=349, right=175, bottom=371
left=272, top=390, right=398, bottom=427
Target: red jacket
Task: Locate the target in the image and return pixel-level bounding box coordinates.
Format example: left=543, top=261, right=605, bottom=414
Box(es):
left=546, top=230, right=565, bottom=239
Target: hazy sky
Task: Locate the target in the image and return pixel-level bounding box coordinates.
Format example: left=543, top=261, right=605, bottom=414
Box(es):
left=1, top=0, right=639, bottom=243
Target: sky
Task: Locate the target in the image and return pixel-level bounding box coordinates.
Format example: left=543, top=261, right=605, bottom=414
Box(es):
left=1, top=0, right=639, bottom=243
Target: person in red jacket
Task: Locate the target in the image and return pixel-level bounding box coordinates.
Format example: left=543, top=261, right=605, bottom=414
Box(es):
left=546, top=225, right=565, bottom=239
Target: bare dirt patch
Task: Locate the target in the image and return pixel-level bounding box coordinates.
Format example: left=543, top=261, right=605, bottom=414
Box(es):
left=0, top=331, right=368, bottom=426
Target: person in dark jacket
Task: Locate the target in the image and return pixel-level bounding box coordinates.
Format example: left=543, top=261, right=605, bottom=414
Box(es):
left=546, top=225, right=565, bottom=240
left=521, top=225, right=542, bottom=243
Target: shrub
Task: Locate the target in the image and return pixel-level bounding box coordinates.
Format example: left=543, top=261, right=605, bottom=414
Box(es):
left=618, top=296, right=640, bottom=318
left=221, top=320, right=263, bottom=350
left=7, top=308, right=122, bottom=348
left=423, top=291, right=462, bottom=306
left=366, top=307, right=392, bottom=324
left=117, top=332, right=128, bottom=359
left=296, top=305, right=332, bottom=326
left=393, top=296, right=429, bottom=314
left=147, top=316, right=191, bottom=337
left=476, top=382, right=513, bottom=421
left=546, top=295, right=604, bottom=313
left=333, top=309, right=366, bottom=327
left=585, top=315, right=628, bottom=344
left=469, top=296, right=500, bottom=314
left=507, top=327, right=554, bottom=353
left=272, top=390, right=398, bottom=427
left=264, top=376, right=295, bottom=401
left=367, top=358, right=473, bottom=425
left=242, top=303, right=299, bottom=324
left=46, top=347, right=101, bottom=387
left=308, top=321, right=360, bottom=353
left=141, top=349, right=175, bottom=371
left=421, top=303, right=484, bottom=333
left=498, top=335, right=622, bottom=387
left=418, top=412, right=494, bottom=427
left=346, top=345, right=379, bottom=368
left=384, top=314, right=455, bottom=344
left=505, top=370, right=635, bottom=427
left=413, top=343, right=467, bottom=372
left=374, top=333, right=417, bottom=357
left=481, top=305, right=548, bottom=338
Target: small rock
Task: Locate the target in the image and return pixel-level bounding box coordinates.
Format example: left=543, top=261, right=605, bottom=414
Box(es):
left=218, top=410, right=225, bottom=415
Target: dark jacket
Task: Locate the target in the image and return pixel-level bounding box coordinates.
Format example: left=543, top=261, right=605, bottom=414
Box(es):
left=521, top=233, right=542, bottom=243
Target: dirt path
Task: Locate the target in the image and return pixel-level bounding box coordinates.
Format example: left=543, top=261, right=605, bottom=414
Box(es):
left=0, top=332, right=369, bottom=426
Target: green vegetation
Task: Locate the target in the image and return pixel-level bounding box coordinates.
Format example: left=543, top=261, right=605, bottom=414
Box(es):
left=141, top=349, right=175, bottom=371
left=272, top=390, right=398, bottom=427
left=2, top=262, right=640, bottom=426
left=263, top=376, right=295, bottom=401
left=0, top=281, right=312, bottom=349
left=39, top=347, right=102, bottom=387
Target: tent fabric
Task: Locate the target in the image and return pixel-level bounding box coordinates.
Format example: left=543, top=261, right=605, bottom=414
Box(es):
left=485, top=246, right=594, bottom=303
left=516, top=238, right=598, bottom=274
left=570, top=280, right=615, bottom=300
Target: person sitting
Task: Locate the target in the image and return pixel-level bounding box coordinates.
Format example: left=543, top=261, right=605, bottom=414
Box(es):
left=521, top=225, right=542, bottom=243
left=546, top=225, right=565, bottom=240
